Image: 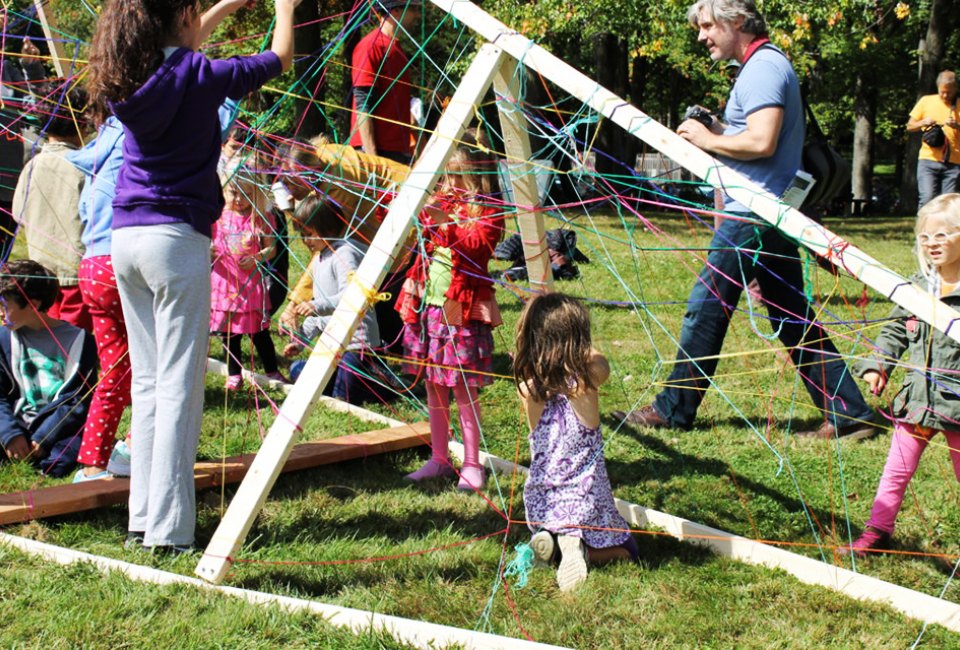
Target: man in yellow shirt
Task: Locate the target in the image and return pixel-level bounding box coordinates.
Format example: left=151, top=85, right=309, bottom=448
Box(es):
left=908, top=70, right=960, bottom=208
left=278, top=136, right=412, bottom=352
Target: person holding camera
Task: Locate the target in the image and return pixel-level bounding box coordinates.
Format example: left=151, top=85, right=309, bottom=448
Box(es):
left=617, top=0, right=876, bottom=441
left=907, top=70, right=959, bottom=209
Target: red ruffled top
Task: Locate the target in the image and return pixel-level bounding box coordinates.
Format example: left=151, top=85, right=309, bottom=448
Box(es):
left=396, top=192, right=504, bottom=327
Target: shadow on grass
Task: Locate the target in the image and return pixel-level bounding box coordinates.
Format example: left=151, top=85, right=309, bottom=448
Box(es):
left=606, top=417, right=841, bottom=543
left=212, top=447, right=718, bottom=597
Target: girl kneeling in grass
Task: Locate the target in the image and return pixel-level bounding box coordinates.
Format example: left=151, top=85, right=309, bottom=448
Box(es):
left=514, top=292, right=637, bottom=591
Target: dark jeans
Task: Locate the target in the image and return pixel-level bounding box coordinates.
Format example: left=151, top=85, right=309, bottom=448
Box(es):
left=652, top=216, right=873, bottom=430
left=323, top=350, right=392, bottom=405
left=917, top=159, right=960, bottom=209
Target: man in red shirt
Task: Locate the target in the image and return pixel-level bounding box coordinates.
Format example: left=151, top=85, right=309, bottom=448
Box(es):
left=350, top=0, right=420, bottom=164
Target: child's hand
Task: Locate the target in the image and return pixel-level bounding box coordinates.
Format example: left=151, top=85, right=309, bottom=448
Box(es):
left=3, top=435, right=30, bottom=461
left=863, top=370, right=886, bottom=396
left=30, top=440, right=47, bottom=461
left=278, top=306, right=298, bottom=335
left=294, top=302, right=316, bottom=316
left=238, top=255, right=257, bottom=271
left=422, top=197, right=449, bottom=226
left=283, top=341, right=303, bottom=358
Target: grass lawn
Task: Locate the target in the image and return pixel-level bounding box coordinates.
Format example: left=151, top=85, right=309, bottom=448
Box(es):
left=1, top=209, right=958, bottom=648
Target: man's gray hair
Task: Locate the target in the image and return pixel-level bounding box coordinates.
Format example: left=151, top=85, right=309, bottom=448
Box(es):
left=936, top=70, right=957, bottom=87
left=687, top=0, right=768, bottom=36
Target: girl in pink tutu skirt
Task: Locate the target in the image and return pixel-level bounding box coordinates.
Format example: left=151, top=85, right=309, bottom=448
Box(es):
left=397, top=128, right=503, bottom=491
left=210, top=166, right=284, bottom=390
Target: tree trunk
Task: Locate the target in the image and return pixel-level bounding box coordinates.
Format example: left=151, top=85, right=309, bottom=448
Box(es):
left=592, top=33, right=629, bottom=175
left=293, top=1, right=325, bottom=138
left=851, top=74, right=876, bottom=208
left=901, top=0, right=954, bottom=211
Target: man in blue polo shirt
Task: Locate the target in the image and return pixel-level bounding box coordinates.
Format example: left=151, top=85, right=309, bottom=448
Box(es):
left=621, top=0, right=876, bottom=440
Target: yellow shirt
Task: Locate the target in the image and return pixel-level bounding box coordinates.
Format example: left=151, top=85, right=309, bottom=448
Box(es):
left=313, top=143, right=410, bottom=242
left=910, top=94, right=960, bottom=164
left=288, top=145, right=412, bottom=306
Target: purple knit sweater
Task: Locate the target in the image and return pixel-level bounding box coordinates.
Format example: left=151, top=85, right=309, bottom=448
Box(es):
left=110, top=47, right=281, bottom=237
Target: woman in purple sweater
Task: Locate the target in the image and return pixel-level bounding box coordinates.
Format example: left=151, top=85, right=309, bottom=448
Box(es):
left=85, top=0, right=297, bottom=553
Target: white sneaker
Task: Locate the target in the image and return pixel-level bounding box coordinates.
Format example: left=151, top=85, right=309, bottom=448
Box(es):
left=530, top=530, right=558, bottom=567
left=556, top=535, right=588, bottom=592
left=106, top=439, right=131, bottom=477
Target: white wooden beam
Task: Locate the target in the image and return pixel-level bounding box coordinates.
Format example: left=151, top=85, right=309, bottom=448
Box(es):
left=195, top=44, right=509, bottom=584
left=493, top=61, right=552, bottom=293
left=32, top=0, right=65, bottom=78
left=1, top=533, right=571, bottom=650
left=427, top=0, right=960, bottom=346
left=442, top=447, right=960, bottom=633
left=205, top=358, right=403, bottom=427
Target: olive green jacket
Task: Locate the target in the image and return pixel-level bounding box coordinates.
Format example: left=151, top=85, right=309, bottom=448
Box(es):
left=856, top=274, right=960, bottom=429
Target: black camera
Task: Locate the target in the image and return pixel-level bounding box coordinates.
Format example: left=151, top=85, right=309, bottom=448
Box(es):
left=683, top=105, right=714, bottom=127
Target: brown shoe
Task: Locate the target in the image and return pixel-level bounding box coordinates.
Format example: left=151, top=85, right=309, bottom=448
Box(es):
left=614, top=404, right=671, bottom=429
left=796, top=420, right=878, bottom=441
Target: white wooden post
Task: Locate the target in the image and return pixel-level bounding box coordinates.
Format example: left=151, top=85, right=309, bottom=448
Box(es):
left=493, top=61, right=553, bottom=293
left=32, top=0, right=65, bottom=78
left=195, top=44, right=509, bottom=584
left=427, top=0, right=960, bottom=344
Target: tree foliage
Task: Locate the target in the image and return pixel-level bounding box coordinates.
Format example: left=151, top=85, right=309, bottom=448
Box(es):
left=16, top=0, right=960, bottom=188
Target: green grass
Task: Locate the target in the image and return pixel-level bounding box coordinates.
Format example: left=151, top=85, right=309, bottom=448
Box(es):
left=2, top=212, right=959, bottom=648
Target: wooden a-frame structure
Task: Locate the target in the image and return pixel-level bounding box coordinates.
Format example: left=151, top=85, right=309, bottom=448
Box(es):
left=196, top=0, right=960, bottom=583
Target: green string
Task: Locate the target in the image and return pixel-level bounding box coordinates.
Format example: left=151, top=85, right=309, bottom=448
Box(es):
left=503, top=543, right=535, bottom=589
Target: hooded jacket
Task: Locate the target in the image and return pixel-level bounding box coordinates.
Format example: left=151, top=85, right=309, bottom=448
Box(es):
left=856, top=273, right=960, bottom=429
left=109, top=47, right=280, bottom=238
left=68, top=101, right=242, bottom=259
left=0, top=324, right=97, bottom=477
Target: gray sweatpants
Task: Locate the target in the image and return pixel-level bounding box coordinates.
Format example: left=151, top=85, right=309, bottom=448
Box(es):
left=113, top=223, right=211, bottom=547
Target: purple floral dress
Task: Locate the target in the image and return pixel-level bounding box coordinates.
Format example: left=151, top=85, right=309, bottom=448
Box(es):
left=524, top=393, right=631, bottom=549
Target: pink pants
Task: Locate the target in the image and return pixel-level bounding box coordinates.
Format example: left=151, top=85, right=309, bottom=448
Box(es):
left=76, top=256, right=132, bottom=468
left=866, top=420, right=960, bottom=534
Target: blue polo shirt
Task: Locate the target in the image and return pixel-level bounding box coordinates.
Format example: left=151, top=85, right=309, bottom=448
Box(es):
left=721, top=45, right=804, bottom=213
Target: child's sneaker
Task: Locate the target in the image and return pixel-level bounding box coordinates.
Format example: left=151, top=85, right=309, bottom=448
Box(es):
left=456, top=463, right=486, bottom=491
left=106, top=439, right=131, bottom=477
left=556, top=535, right=588, bottom=592
left=225, top=375, right=244, bottom=391
left=530, top=530, right=559, bottom=567
left=839, top=526, right=891, bottom=559
left=265, top=370, right=291, bottom=385
left=124, top=531, right=145, bottom=550
left=404, top=459, right=456, bottom=482
left=72, top=468, right=111, bottom=483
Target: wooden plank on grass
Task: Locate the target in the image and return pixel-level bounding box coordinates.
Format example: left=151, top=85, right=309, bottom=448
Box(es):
left=0, top=422, right=428, bottom=526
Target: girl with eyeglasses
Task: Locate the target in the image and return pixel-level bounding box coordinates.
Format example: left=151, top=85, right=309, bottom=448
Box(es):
left=842, top=193, right=960, bottom=560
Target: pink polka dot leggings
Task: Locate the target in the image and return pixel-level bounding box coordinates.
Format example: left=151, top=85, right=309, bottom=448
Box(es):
left=77, top=256, right=132, bottom=468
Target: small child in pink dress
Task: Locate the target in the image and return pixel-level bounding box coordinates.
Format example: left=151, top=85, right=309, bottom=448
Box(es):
left=210, top=167, right=284, bottom=390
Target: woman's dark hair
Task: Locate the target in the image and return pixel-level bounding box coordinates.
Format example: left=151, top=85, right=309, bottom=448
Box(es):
left=0, top=260, right=60, bottom=312
left=293, top=194, right=347, bottom=239
left=513, top=293, right=595, bottom=401
left=86, top=0, right=198, bottom=125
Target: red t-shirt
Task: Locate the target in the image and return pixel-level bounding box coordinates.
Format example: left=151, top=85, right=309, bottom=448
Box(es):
left=350, top=28, right=413, bottom=155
